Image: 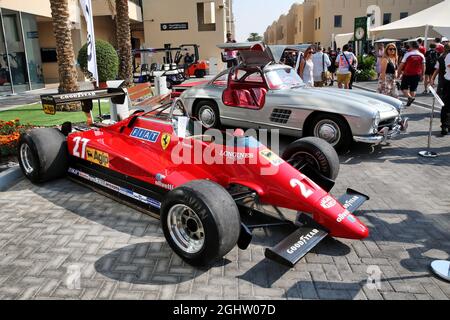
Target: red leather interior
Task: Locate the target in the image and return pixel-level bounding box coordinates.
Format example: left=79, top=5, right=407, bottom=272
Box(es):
left=250, top=88, right=267, bottom=107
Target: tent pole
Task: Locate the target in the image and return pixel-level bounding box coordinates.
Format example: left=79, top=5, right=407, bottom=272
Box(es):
left=424, top=25, right=430, bottom=49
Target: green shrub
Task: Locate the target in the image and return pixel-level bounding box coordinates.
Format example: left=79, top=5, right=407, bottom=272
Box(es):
left=78, top=40, right=119, bottom=83
left=356, top=55, right=377, bottom=81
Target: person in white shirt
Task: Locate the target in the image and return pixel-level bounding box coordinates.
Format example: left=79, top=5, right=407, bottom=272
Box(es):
left=298, top=47, right=315, bottom=87
left=336, top=44, right=358, bottom=89
left=312, top=46, right=331, bottom=87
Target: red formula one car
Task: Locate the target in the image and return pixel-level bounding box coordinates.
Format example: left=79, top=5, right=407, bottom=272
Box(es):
left=18, top=88, right=370, bottom=267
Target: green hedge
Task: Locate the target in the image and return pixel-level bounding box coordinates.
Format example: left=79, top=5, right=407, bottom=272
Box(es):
left=78, top=40, right=119, bottom=83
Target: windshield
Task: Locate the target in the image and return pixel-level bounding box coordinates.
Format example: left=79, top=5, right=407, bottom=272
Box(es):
left=265, top=67, right=304, bottom=90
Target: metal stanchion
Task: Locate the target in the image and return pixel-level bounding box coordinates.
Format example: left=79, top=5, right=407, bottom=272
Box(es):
left=419, top=86, right=445, bottom=158
left=431, top=260, right=450, bottom=282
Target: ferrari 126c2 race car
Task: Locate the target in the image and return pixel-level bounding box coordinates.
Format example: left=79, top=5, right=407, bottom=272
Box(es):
left=18, top=87, right=370, bottom=267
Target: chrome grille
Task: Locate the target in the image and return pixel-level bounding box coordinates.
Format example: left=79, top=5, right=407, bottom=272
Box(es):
left=270, top=109, right=292, bottom=124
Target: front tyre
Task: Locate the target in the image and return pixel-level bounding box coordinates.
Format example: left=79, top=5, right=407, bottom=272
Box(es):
left=306, top=113, right=352, bottom=152
left=161, top=180, right=241, bottom=266
left=18, top=128, right=69, bottom=183
left=282, top=137, right=340, bottom=181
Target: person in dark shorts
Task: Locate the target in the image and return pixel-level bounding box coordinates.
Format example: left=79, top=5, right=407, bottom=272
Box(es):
left=398, top=42, right=426, bottom=106
left=432, top=43, right=450, bottom=135
left=327, top=47, right=337, bottom=86
left=423, top=43, right=439, bottom=94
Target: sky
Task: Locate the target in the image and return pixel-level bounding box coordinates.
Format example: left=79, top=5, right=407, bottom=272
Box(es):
left=233, top=0, right=301, bottom=42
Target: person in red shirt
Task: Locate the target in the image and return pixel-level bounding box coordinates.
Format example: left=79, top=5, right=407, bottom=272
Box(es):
left=398, top=41, right=426, bottom=106
left=417, top=39, right=427, bottom=56
left=435, top=37, right=445, bottom=54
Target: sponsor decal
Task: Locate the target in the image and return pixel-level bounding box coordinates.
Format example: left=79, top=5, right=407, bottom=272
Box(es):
left=287, top=229, right=319, bottom=254
left=60, top=92, right=96, bottom=100
left=155, top=173, right=166, bottom=182
left=161, top=133, right=171, bottom=150
left=347, top=215, right=357, bottom=223
left=155, top=181, right=174, bottom=190
left=130, top=127, right=160, bottom=143
left=320, top=196, right=337, bottom=209
left=219, top=150, right=254, bottom=160
left=43, top=103, right=56, bottom=115
left=337, top=210, right=350, bottom=223
left=68, top=168, right=161, bottom=209
left=343, top=195, right=359, bottom=209
left=260, top=149, right=284, bottom=166
left=86, top=147, right=109, bottom=168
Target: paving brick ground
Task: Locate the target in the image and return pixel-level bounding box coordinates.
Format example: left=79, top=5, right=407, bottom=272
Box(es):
left=0, top=93, right=449, bottom=300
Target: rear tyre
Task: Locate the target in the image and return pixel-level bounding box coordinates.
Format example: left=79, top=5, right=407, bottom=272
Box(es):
left=194, top=69, right=206, bottom=78
left=305, top=113, right=352, bottom=152
left=194, top=100, right=221, bottom=129
left=282, top=137, right=340, bottom=181
left=161, top=180, right=241, bottom=266
left=18, top=128, right=69, bottom=183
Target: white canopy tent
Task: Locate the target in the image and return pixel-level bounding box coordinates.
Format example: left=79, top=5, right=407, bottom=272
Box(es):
left=374, top=38, right=401, bottom=43
left=334, top=33, right=353, bottom=50
left=371, top=0, right=450, bottom=48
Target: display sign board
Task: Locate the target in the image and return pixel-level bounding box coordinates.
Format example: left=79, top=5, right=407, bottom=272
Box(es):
left=429, top=86, right=445, bottom=107
left=161, top=22, right=189, bottom=31
left=354, top=17, right=368, bottom=41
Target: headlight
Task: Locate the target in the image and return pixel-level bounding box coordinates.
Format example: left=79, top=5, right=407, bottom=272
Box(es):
left=373, top=112, right=381, bottom=132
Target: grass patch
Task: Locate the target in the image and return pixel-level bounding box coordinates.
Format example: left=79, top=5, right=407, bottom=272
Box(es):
left=0, top=102, right=110, bottom=127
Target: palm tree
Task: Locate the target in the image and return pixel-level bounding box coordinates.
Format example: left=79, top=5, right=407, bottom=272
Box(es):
left=247, top=33, right=263, bottom=42
left=49, top=0, right=79, bottom=94
left=115, top=0, right=133, bottom=87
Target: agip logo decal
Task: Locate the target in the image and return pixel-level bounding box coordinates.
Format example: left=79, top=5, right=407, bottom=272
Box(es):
left=86, top=148, right=109, bottom=168
left=161, top=133, right=171, bottom=150
left=130, top=127, right=160, bottom=143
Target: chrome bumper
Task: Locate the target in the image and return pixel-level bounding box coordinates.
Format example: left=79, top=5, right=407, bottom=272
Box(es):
left=353, top=117, right=409, bottom=145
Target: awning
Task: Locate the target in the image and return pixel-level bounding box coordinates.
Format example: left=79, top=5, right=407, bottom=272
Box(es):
left=374, top=38, right=401, bottom=43
left=371, top=0, right=450, bottom=33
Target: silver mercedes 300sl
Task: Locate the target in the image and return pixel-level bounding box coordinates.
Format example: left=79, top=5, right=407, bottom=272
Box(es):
left=180, top=43, right=408, bottom=151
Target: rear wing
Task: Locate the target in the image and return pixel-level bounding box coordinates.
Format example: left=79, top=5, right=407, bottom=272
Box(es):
left=41, top=88, right=127, bottom=116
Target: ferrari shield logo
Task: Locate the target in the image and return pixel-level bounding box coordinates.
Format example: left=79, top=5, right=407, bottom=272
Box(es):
left=161, top=133, right=171, bottom=150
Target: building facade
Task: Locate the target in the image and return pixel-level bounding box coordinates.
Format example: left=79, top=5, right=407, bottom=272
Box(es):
left=142, top=0, right=234, bottom=74
left=0, top=0, right=144, bottom=96
left=264, top=0, right=444, bottom=47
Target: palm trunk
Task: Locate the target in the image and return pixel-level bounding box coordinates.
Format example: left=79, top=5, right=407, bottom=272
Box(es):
left=49, top=0, right=79, bottom=94
left=116, top=0, right=133, bottom=87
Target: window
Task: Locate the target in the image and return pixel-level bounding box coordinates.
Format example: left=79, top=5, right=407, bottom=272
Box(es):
left=315, top=18, right=317, bottom=30
left=334, top=15, right=342, bottom=28
left=197, top=2, right=216, bottom=32
left=318, top=17, right=321, bottom=29
left=299, top=21, right=302, bottom=33
left=383, top=13, right=391, bottom=25
left=400, top=12, right=408, bottom=19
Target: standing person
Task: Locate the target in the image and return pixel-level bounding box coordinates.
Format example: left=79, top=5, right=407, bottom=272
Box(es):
left=423, top=43, right=439, bottom=94
left=224, top=32, right=238, bottom=68
left=312, top=46, right=331, bottom=87
left=435, top=37, right=445, bottom=55
left=398, top=41, right=426, bottom=106
left=417, top=39, right=427, bottom=56
left=298, top=47, right=315, bottom=87
left=327, top=47, right=337, bottom=86
left=376, top=43, right=385, bottom=78
left=431, top=43, right=450, bottom=98
left=431, top=44, right=450, bottom=136
left=348, top=46, right=358, bottom=89
left=377, top=43, right=399, bottom=98
left=336, top=44, right=357, bottom=89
